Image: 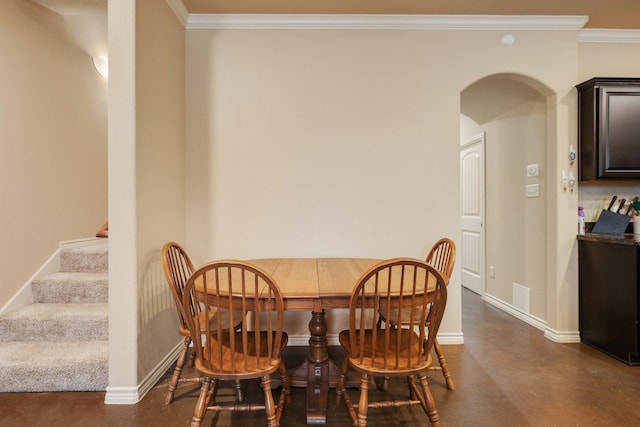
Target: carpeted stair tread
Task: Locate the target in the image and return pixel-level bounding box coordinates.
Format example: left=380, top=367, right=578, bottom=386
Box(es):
left=60, top=242, right=108, bottom=274
left=31, top=272, right=108, bottom=304
left=0, top=303, right=108, bottom=342
left=1, top=240, right=110, bottom=392
left=0, top=341, right=108, bottom=392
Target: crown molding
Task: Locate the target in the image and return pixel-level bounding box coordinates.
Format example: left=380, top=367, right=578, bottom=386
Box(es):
left=184, top=14, right=589, bottom=31
left=166, top=0, right=189, bottom=27
left=578, top=29, right=640, bottom=43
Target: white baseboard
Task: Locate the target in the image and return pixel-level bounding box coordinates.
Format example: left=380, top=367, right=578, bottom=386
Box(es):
left=544, top=327, right=580, bottom=343
left=483, top=293, right=580, bottom=344
left=287, top=330, right=464, bottom=347
left=436, top=332, right=464, bottom=345
left=105, top=340, right=182, bottom=404
left=103, top=386, right=141, bottom=405
left=59, top=237, right=105, bottom=249
left=484, top=292, right=547, bottom=331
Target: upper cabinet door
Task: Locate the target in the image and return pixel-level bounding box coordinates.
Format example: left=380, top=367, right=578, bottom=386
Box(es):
left=577, top=77, right=640, bottom=181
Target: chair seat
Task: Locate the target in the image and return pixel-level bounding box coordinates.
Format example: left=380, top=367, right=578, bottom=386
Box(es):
left=338, top=329, right=431, bottom=373
left=180, top=309, right=244, bottom=337
left=198, top=331, right=288, bottom=377
left=381, top=307, right=423, bottom=326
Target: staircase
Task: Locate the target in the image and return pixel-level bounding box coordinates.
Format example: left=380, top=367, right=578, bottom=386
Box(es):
left=0, top=241, right=108, bottom=392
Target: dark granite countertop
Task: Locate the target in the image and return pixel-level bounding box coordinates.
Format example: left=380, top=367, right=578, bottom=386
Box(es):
left=577, top=233, right=640, bottom=246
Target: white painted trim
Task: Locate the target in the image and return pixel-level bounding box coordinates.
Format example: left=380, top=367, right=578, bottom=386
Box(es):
left=103, top=386, right=140, bottom=405
left=287, top=330, right=463, bottom=346
left=287, top=334, right=312, bottom=347
left=436, top=331, right=464, bottom=345
left=484, top=293, right=579, bottom=343
left=544, top=328, right=581, bottom=344
left=483, top=293, right=547, bottom=331
left=165, top=0, right=188, bottom=27
left=184, top=14, right=588, bottom=31
left=59, top=237, right=106, bottom=249
left=0, top=238, right=105, bottom=315
left=461, top=132, right=485, bottom=149
left=105, top=340, right=183, bottom=404
left=286, top=334, right=341, bottom=346
left=578, top=29, right=640, bottom=43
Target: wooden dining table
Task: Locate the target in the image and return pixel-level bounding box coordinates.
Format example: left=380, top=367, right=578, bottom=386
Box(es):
left=248, top=257, right=382, bottom=425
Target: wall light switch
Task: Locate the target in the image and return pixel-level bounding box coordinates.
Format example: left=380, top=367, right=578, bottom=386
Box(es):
left=526, top=184, right=540, bottom=198
left=526, top=163, right=539, bottom=177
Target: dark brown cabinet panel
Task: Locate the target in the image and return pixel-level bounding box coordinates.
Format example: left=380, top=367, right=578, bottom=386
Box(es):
left=577, top=77, right=640, bottom=180
left=578, top=236, right=640, bottom=365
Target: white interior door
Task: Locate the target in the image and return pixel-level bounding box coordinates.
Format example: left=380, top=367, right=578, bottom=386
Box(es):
left=460, top=133, right=485, bottom=295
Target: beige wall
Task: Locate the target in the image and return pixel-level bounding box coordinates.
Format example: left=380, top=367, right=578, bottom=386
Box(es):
left=184, top=27, right=581, bottom=341
left=0, top=0, right=107, bottom=308
left=107, top=0, right=186, bottom=397
left=135, top=0, right=186, bottom=382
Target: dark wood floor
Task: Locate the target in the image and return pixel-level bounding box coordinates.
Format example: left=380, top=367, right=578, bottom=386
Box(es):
left=2, top=288, right=640, bottom=426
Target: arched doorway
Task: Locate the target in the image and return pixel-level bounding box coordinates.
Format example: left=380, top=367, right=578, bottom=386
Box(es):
left=459, top=74, right=551, bottom=327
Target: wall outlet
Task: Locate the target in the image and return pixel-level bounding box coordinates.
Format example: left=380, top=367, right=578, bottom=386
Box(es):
left=489, top=265, right=495, bottom=278
left=526, top=163, right=539, bottom=177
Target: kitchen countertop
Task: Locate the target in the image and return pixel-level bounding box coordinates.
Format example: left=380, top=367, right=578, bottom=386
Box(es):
left=577, top=232, right=640, bottom=246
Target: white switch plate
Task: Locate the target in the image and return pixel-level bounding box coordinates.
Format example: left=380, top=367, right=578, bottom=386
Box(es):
left=526, top=184, right=540, bottom=197
left=526, top=163, right=539, bottom=177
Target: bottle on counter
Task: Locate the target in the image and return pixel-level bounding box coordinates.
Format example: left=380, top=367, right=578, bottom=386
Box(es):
left=578, top=206, right=586, bottom=235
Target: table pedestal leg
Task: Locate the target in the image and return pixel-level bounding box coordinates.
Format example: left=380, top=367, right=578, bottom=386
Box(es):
left=306, top=310, right=329, bottom=425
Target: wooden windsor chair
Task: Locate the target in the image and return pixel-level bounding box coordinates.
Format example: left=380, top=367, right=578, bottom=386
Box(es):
left=161, top=242, right=244, bottom=405
left=377, top=238, right=456, bottom=390
left=336, top=258, right=447, bottom=427
left=183, top=260, right=291, bottom=427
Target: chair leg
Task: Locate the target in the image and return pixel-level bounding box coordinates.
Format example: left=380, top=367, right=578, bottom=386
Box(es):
left=432, top=339, right=455, bottom=390
left=407, top=377, right=417, bottom=401
left=234, top=379, right=244, bottom=403
left=279, top=362, right=292, bottom=405
left=261, top=375, right=277, bottom=427
left=187, top=345, right=196, bottom=368
left=165, top=336, right=191, bottom=405
left=191, top=377, right=212, bottom=427
left=335, top=358, right=347, bottom=404
left=335, top=359, right=359, bottom=426
left=417, top=373, right=441, bottom=427
left=377, top=376, right=390, bottom=392
left=276, top=363, right=291, bottom=424
left=205, top=379, right=217, bottom=408
left=357, top=374, right=370, bottom=427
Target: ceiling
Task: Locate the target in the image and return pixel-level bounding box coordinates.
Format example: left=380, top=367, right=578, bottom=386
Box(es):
left=179, top=0, right=640, bottom=29
left=23, top=0, right=640, bottom=35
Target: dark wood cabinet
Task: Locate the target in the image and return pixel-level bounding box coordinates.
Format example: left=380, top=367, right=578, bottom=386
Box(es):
left=577, top=77, right=640, bottom=181
left=577, top=234, right=640, bottom=365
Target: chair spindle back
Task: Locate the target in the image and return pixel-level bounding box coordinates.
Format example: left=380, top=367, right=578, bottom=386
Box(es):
left=349, top=258, right=447, bottom=372
left=425, top=238, right=456, bottom=284
left=184, top=260, right=285, bottom=378
left=162, top=242, right=196, bottom=332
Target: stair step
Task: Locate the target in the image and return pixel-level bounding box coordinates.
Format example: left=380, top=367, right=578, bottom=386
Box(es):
left=0, top=341, right=108, bottom=392
left=60, top=242, right=108, bottom=273
left=32, top=272, right=108, bottom=304
left=0, top=303, right=108, bottom=342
